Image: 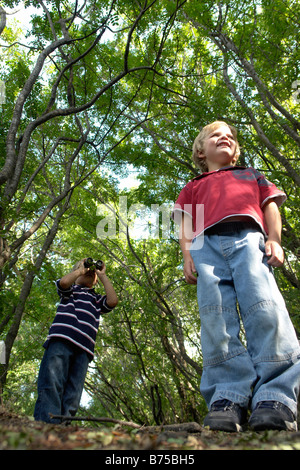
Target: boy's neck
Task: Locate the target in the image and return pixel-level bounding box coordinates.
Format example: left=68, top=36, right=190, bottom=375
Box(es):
left=206, top=163, right=235, bottom=172
left=76, top=282, right=94, bottom=289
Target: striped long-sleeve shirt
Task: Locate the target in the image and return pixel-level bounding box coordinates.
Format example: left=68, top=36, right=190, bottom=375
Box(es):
left=44, top=280, right=114, bottom=359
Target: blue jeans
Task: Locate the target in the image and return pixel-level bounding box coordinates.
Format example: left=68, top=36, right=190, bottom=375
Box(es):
left=34, top=340, right=90, bottom=423
left=190, top=228, right=300, bottom=415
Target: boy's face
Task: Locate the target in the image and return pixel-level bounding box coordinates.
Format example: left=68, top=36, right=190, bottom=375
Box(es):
left=75, top=270, right=97, bottom=288
left=198, top=125, right=238, bottom=171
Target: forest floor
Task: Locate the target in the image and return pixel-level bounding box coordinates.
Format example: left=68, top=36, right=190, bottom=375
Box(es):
left=1, top=406, right=300, bottom=451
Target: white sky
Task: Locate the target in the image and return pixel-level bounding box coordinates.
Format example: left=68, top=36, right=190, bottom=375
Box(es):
left=5, top=2, right=37, bottom=34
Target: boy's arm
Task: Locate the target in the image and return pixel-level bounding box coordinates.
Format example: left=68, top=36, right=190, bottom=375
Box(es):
left=96, top=264, right=118, bottom=307
left=179, top=212, right=197, bottom=284
left=263, top=200, right=284, bottom=267
left=59, top=260, right=86, bottom=290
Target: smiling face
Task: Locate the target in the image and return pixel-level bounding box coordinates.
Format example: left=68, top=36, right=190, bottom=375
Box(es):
left=192, top=121, right=240, bottom=172
left=199, top=125, right=238, bottom=171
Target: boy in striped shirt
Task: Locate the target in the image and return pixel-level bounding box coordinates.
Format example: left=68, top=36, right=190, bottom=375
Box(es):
left=34, top=259, right=118, bottom=423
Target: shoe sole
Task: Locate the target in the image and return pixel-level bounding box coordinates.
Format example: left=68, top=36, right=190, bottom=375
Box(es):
left=204, top=418, right=245, bottom=433
left=249, top=415, right=298, bottom=432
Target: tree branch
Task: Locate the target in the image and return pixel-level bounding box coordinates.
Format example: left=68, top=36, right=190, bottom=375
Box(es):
left=49, top=414, right=141, bottom=428
left=0, top=6, right=6, bottom=36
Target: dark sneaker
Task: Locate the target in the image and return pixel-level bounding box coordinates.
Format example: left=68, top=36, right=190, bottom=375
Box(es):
left=203, top=399, right=247, bottom=432
left=249, top=401, right=297, bottom=431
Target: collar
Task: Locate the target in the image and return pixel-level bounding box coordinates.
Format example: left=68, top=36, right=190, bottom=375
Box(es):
left=74, top=284, right=95, bottom=292
left=192, top=166, right=247, bottom=181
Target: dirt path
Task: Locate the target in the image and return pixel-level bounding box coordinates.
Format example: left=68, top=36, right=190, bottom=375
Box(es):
left=1, top=407, right=300, bottom=451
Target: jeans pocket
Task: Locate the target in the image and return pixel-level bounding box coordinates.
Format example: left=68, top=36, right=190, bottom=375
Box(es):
left=258, top=234, right=274, bottom=273
left=258, top=233, right=266, bottom=252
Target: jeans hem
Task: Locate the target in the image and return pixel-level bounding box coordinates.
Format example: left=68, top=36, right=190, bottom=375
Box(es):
left=209, top=391, right=250, bottom=410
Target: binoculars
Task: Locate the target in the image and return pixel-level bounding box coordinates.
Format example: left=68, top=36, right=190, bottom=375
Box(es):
left=84, top=257, right=103, bottom=270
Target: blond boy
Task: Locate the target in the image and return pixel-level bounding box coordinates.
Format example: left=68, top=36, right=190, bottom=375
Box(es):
left=173, top=121, right=300, bottom=432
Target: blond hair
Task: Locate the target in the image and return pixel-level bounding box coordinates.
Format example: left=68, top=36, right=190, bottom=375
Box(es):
left=192, top=121, right=240, bottom=172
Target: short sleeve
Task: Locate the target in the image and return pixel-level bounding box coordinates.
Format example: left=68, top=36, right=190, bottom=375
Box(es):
left=56, top=279, right=73, bottom=298
left=97, top=295, right=115, bottom=314
left=171, top=182, right=193, bottom=224
left=254, top=170, right=287, bottom=208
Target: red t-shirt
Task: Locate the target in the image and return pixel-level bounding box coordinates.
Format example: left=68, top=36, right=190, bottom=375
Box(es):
left=172, top=166, right=286, bottom=237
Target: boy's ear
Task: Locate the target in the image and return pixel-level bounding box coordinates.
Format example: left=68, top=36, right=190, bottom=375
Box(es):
left=197, top=150, right=206, bottom=161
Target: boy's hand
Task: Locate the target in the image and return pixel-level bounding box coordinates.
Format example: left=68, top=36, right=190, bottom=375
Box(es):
left=96, top=261, right=106, bottom=278
left=77, top=259, right=90, bottom=275
left=183, top=257, right=197, bottom=284
left=265, top=240, right=284, bottom=267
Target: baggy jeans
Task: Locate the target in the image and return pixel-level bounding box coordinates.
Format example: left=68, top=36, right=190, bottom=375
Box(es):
left=34, top=339, right=90, bottom=423
left=190, top=227, right=300, bottom=415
